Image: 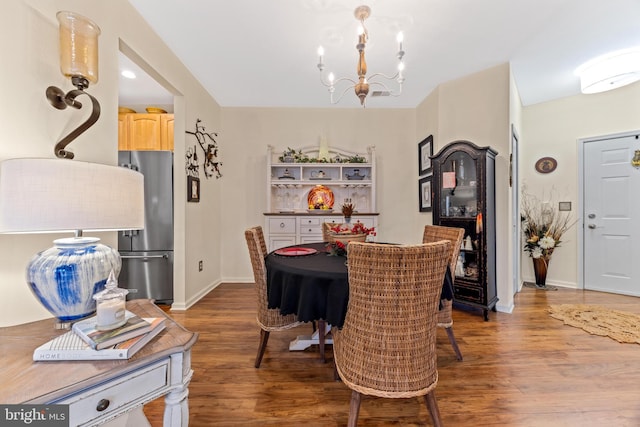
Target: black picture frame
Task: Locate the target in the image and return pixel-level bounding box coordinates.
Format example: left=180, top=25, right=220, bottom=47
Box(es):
left=188, top=176, right=200, bottom=202
left=419, top=175, right=432, bottom=212
left=418, top=135, right=434, bottom=175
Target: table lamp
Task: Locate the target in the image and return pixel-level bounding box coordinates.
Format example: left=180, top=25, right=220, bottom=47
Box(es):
left=0, top=158, right=144, bottom=328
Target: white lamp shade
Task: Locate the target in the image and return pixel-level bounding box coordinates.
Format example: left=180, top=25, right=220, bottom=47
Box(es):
left=576, top=47, right=640, bottom=94
left=0, top=158, right=144, bottom=234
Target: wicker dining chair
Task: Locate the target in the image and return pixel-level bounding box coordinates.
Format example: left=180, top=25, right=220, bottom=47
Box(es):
left=333, top=241, right=451, bottom=427
left=322, top=222, right=334, bottom=242
left=245, top=226, right=303, bottom=368
left=254, top=224, right=269, bottom=258
left=423, top=224, right=465, bottom=361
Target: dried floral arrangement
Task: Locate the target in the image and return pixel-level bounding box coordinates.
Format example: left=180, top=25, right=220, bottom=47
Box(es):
left=521, top=186, right=576, bottom=260
left=341, top=203, right=355, bottom=218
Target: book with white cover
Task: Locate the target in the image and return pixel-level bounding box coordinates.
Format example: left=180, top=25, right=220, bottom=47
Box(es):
left=33, top=317, right=166, bottom=361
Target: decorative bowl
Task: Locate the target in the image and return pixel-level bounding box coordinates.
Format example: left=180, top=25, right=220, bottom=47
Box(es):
left=331, top=233, right=367, bottom=245
left=146, top=107, right=168, bottom=114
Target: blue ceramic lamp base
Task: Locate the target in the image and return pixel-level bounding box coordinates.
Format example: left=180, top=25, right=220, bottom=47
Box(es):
left=27, top=237, right=121, bottom=324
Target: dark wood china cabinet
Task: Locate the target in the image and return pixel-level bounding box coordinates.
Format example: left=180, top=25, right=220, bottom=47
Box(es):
left=431, top=140, right=497, bottom=320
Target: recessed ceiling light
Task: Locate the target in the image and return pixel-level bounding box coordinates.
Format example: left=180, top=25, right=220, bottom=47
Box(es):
left=575, top=47, right=640, bottom=94
left=121, top=70, right=136, bottom=79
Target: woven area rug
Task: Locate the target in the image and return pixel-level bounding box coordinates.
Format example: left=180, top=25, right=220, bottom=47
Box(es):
left=548, top=304, right=640, bottom=344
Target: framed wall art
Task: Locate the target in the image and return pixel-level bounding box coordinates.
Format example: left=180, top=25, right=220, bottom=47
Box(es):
left=418, top=135, right=434, bottom=176
left=419, top=175, right=433, bottom=212
left=535, top=157, right=557, bottom=174
left=188, top=176, right=200, bottom=202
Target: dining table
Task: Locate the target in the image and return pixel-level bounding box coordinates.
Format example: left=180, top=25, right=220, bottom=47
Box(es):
left=265, top=241, right=453, bottom=361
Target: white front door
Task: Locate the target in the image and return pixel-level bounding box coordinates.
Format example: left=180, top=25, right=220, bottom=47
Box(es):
left=583, top=133, right=640, bottom=296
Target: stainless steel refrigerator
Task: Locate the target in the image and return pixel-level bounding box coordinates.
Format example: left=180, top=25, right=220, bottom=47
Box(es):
left=118, top=151, right=174, bottom=304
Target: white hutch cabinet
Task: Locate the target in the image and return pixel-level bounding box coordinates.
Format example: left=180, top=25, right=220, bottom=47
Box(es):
left=264, top=145, right=379, bottom=251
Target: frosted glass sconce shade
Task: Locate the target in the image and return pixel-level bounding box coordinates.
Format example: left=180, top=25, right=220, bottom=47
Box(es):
left=57, top=11, right=101, bottom=86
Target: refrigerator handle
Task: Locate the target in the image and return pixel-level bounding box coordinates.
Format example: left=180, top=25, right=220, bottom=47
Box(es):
left=121, top=254, right=169, bottom=260
left=120, top=163, right=139, bottom=171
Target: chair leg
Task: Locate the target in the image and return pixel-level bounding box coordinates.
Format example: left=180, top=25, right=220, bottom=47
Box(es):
left=254, top=329, right=270, bottom=368
left=445, top=326, right=463, bottom=361
left=318, top=319, right=326, bottom=363
left=347, top=390, right=362, bottom=427
left=424, top=390, right=443, bottom=427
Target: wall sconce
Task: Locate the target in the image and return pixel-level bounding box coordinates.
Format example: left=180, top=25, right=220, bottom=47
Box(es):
left=45, top=11, right=102, bottom=159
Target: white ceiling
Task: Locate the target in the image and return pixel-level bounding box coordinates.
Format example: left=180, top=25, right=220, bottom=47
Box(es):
left=123, top=0, right=640, bottom=109
left=118, top=53, right=173, bottom=106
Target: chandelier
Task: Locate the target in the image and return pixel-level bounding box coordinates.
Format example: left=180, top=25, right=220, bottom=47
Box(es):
left=317, top=5, right=405, bottom=107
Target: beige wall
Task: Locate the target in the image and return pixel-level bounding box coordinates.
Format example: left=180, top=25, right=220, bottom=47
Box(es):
left=415, top=64, right=514, bottom=312
left=6, top=1, right=639, bottom=327
left=220, top=108, right=417, bottom=281
left=0, top=0, right=221, bottom=326
left=521, top=80, right=640, bottom=287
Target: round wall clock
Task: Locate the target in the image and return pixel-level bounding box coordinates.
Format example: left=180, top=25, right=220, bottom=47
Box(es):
left=535, top=157, right=557, bottom=174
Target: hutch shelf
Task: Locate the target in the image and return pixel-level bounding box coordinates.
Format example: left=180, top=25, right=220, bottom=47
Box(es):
left=264, top=145, right=378, bottom=251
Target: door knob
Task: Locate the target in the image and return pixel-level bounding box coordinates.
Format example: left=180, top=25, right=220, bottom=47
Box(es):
left=588, top=224, right=596, bottom=229
left=588, top=213, right=596, bottom=219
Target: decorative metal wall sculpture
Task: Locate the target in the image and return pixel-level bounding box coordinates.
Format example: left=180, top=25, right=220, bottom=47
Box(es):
left=186, top=119, right=222, bottom=179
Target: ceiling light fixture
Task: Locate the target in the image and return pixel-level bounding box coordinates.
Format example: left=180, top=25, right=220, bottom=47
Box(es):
left=575, top=47, right=640, bottom=94
left=317, top=5, right=405, bottom=107
left=121, top=70, right=136, bottom=79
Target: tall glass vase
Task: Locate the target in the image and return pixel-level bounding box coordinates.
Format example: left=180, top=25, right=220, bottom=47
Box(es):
left=532, top=257, right=550, bottom=288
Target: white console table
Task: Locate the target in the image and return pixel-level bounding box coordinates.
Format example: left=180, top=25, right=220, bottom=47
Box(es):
left=0, top=299, right=197, bottom=427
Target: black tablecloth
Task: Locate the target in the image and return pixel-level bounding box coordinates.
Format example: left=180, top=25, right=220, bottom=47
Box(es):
left=266, top=242, right=348, bottom=327
left=265, top=242, right=453, bottom=328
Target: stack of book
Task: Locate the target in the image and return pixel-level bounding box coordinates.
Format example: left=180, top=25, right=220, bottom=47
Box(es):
left=34, top=310, right=166, bottom=361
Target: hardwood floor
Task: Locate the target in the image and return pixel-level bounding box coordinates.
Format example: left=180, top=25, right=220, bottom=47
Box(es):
left=144, top=284, right=640, bottom=426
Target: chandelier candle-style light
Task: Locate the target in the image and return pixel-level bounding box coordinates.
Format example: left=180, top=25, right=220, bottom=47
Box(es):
left=317, top=5, right=405, bottom=107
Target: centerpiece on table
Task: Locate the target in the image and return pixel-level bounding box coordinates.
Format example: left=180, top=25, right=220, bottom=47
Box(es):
left=521, top=186, right=575, bottom=288
left=326, top=203, right=376, bottom=256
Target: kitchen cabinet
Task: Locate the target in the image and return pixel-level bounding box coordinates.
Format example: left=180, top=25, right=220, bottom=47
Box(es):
left=118, top=113, right=129, bottom=150
left=118, top=113, right=174, bottom=151
left=431, top=140, right=497, bottom=320
left=264, top=145, right=378, bottom=251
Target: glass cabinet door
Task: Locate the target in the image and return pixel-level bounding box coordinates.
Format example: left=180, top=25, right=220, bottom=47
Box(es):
left=438, top=151, right=478, bottom=218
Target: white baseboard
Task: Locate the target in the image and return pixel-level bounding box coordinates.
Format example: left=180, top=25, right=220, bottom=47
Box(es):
left=170, top=279, right=222, bottom=311
left=495, top=301, right=514, bottom=314
left=521, top=276, right=577, bottom=289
